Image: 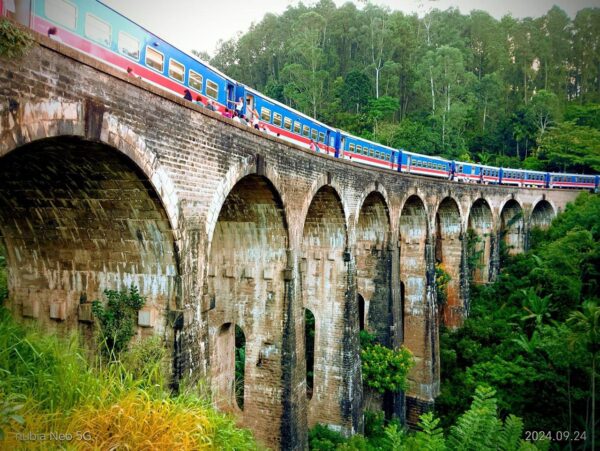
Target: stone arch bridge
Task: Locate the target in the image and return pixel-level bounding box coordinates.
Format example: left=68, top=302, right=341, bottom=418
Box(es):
left=0, top=35, right=580, bottom=449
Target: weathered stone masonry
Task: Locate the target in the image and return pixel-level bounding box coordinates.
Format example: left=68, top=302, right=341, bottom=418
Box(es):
left=0, top=34, right=580, bottom=449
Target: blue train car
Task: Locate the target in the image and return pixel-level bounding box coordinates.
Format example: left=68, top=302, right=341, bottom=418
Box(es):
left=342, top=134, right=395, bottom=169
left=29, top=0, right=236, bottom=109
left=401, top=151, right=451, bottom=179
left=550, top=173, right=597, bottom=190
left=244, top=86, right=337, bottom=153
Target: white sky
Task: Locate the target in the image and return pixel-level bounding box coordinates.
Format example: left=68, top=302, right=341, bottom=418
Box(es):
left=102, top=0, right=600, bottom=57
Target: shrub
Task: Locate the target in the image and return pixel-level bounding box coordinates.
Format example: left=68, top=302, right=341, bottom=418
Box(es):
left=0, top=18, right=33, bottom=58
left=361, top=343, right=413, bottom=394
left=92, top=286, right=145, bottom=357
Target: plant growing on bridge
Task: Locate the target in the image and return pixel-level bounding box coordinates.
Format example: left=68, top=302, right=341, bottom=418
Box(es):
left=435, top=262, right=451, bottom=306
left=92, top=285, right=146, bottom=358
left=0, top=19, right=33, bottom=59
left=465, top=229, right=485, bottom=285
left=360, top=331, right=413, bottom=394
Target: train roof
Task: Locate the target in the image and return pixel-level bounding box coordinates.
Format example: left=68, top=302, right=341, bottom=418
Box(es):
left=244, top=85, right=334, bottom=131
left=98, top=0, right=234, bottom=83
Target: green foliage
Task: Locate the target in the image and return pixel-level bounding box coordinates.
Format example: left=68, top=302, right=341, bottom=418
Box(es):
left=92, top=286, right=146, bottom=357
left=360, top=342, right=413, bottom=394
left=535, top=120, right=600, bottom=173
left=435, top=263, right=452, bottom=306
left=0, top=18, right=33, bottom=59
left=0, top=395, right=25, bottom=441
left=310, top=424, right=348, bottom=450
left=234, top=324, right=245, bottom=408
left=437, top=192, right=600, bottom=436
left=0, top=307, right=101, bottom=412
left=208, top=3, right=600, bottom=168
left=0, top=308, right=259, bottom=449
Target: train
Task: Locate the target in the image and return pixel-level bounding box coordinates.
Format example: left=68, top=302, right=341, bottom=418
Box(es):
left=3, top=0, right=599, bottom=192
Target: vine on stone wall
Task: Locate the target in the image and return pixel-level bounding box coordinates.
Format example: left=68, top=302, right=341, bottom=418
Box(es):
left=0, top=19, right=33, bottom=59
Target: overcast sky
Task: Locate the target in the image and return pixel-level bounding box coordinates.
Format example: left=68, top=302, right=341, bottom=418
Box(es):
left=102, top=0, right=600, bottom=57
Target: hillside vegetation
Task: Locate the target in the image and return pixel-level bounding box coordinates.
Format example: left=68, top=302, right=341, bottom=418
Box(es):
left=207, top=1, right=600, bottom=173
left=0, top=308, right=259, bottom=450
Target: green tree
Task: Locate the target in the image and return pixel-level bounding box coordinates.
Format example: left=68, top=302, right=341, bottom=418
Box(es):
left=567, top=301, right=600, bottom=450
left=535, top=120, right=600, bottom=172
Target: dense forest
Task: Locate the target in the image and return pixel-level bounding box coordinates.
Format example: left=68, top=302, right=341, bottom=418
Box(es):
left=204, top=1, right=600, bottom=174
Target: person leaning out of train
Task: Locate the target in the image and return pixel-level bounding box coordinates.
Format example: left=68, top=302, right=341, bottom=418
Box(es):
left=229, top=97, right=244, bottom=115
left=183, top=89, right=193, bottom=101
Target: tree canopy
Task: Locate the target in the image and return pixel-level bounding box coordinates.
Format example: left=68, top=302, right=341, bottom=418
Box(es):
left=206, top=2, right=600, bottom=174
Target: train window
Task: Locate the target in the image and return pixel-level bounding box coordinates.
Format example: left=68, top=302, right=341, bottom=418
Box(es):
left=368, top=149, right=373, bottom=157
left=293, top=122, right=301, bottom=134
left=146, top=46, right=164, bottom=72
left=45, top=0, right=77, bottom=30
left=118, top=31, right=139, bottom=60
left=311, top=129, right=318, bottom=141
left=273, top=113, right=282, bottom=127
left=189, top=70, right=203, bottom=92
left=349, top=144, right=355, bottom=153
left=206, top=80, right=219, bottom=100
left=85, top=14, right=111, bottom=47
left=356, top=145, right=362, bottom=154
left=261, top=107, right=272, bottom=122
left=283, top=117, right=292, bottom=130
left=168, top=59, right=185, bottom=83
left=319, top=132, right=325, bottom=143
left=303, top=125, right=310, bottom=137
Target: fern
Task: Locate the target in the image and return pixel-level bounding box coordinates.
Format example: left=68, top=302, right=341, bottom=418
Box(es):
left=497, top=414, right=523, bottom=451
left=411, top=412, right=446, bottom=451
left=448, top=385, right=500, bottom=450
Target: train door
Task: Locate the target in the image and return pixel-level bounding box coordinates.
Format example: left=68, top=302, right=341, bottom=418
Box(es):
left=334, top=131, right=342, bottom=158
left=407, top=155, right=412, bottom=173
left=235, top=85, right=246, bottom=115
left=226, top=82, right=235, bottom=109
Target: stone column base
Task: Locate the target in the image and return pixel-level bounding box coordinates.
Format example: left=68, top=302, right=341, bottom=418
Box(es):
left=405, top=396, right=434, bottom=428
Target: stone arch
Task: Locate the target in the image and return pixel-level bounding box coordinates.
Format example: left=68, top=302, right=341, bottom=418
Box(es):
left=352, top=182, right=393, bottom=232
left=205, top=155, right=288, bottom=251
left=355, top=191, right=391, bottom=345
left=1, top=106, right=180, bottom=233
left=435, top=197, right=463, bottom=328
left=301, top=185, right=350, bottom=429
left=206, top=174, right=288, bottom=444
left=467, top=198, right=494, bottom=284
left=530, top=199, right=555, bottom=230
left=500, top=199, right=525, bottom=255
left=297, top=175, right=350, bottom=248
left=0, top=136, right=179, bottom=341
